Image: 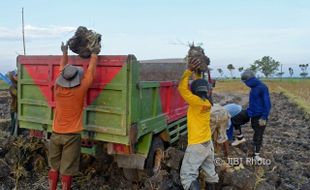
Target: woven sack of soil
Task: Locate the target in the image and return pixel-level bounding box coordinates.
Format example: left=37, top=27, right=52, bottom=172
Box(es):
left=68, top=26, right=102, bottom=58
left=186, top=44, right=210, bottom=73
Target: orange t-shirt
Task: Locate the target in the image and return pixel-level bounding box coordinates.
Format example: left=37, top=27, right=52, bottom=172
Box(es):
left=52, top=64, right=95, bottom=134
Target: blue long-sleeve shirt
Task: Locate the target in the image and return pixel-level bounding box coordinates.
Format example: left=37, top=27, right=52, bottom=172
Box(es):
left=224, top=103, right=242, bottom=129
left=244, top=77, right=271, bottom=120
left=224, top=103, right=242, bottom=118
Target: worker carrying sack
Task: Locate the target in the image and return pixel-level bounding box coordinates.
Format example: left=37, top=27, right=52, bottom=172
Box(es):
left=68, top=26, right=102, bottom=58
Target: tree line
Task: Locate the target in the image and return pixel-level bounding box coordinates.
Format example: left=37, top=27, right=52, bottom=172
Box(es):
left=216, top=56, right=309, bottom=79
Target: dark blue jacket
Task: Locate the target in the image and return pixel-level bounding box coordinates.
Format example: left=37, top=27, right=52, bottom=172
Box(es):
left=244, top=77, right=271, bottom=120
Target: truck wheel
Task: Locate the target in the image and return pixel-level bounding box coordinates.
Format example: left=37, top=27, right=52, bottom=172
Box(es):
left=145, top=136, right=164, bottom=176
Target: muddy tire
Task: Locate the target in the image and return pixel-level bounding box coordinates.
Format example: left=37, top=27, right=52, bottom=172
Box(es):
left=145, top=136, right=164, bottom=176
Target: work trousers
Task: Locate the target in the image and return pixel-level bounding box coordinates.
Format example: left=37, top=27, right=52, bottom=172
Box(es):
left=231, top=110, right=266, bottom=153
left=180, top=141, right=219, bottom=190
left=49, top=133, right=81, bottom=176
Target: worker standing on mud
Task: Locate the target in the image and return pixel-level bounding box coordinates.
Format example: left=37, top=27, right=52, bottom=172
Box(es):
left=48, top=41, right=100, bottom=190
left=8, top=71, right=18, bottom=136
left=231, top=70, right=271, bottom=161
left=178, top=58, right=218, bottom=190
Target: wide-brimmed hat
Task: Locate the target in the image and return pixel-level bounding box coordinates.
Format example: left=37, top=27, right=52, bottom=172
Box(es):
left=56, top=64, right=84, bottom=88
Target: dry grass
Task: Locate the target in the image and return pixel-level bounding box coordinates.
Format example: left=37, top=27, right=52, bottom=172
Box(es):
left=213, top=80, right=249, bottom=94
left=214, top=79, right=310, bottom=114
left=12, top=137, right=47, bottom=188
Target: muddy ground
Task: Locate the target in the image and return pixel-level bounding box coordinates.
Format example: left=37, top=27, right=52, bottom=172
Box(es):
left=0, top=90, right=309, bottom=190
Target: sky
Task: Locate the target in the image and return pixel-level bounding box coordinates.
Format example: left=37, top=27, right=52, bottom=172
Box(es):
left=1, top=0, right=310, bottom=77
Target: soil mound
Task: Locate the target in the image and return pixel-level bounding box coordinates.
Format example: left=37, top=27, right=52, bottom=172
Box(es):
left=0, top=92, right=309, bottom=189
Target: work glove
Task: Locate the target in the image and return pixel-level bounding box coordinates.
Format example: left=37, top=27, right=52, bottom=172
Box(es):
left=61, top=42, right=68, bottom=54
left=259, top=119, right=267, bottom=126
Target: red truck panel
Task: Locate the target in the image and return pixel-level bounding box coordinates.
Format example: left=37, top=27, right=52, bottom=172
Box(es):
left=18, top=55, right=127, bottom=108
left=159, top=81, right=187, bottom=123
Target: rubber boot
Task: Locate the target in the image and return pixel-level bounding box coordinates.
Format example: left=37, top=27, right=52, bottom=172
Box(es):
left=61, top=175, right=72, bottom=190
left=206, top=182, right=217, bottom=190
left=189, top=179, right=200, bottom=190
left=48, top=170, right=58, bottom=190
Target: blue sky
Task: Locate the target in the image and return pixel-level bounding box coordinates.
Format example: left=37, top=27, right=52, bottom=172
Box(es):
left=1, top=0, right=310, bottom=77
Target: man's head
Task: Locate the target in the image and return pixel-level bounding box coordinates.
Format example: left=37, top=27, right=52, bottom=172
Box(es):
left=56, top=64, right=84, bottom=88
left=190, top=79, right=209, bottom=100
left=241, top=70, right=255, bottom=82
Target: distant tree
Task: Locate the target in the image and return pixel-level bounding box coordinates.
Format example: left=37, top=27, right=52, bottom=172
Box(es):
left=227, top=64, right=235, bottom=78
left=238, top=67, right=244, bottom=73
left=299, top=64, right=309, bottom=78
left=248, top=63, right=259, bottom=74
left=276, top=72, right=284, bottom=79
left=288, top=67, right=294, bottom=78
left=299, top=64, right=309, bottom=72
left=254, top=56, right=280, bottom=78
left=217, top=68, right=224, bottom=78
left=276, top=64, right=284, bottom=80
left=300, top=72, right=308, bottom=78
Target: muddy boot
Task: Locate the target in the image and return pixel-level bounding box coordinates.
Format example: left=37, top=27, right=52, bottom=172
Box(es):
left=61, top=175, right=72, bottom=190
left=189, top=179, right=200, bottom=190
left=48, top=170, right=58, bottom=190
left=206, top=182, right=217, bottom=190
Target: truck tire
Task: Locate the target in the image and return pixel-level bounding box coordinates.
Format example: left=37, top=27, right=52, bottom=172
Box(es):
left=145, top=136, right=164, bottom=176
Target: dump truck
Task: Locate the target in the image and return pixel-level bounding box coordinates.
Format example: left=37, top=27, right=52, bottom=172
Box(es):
left=17, top=55, right=212, bottom=176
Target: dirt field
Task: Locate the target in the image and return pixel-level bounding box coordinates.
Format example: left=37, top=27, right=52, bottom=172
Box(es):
left=0, top=87, right=309, bottom=190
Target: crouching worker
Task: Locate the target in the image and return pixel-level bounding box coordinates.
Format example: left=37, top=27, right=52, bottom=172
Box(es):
left=178, top=58, right=218, bottom=190
left=223, top=103, right=242, bottom=142
left=48, top=41, right=100, bottom=190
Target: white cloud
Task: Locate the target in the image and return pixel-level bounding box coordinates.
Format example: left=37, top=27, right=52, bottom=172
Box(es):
left=24, top=25, right=76, bottom=38
left=0, top=27, right=20, bottom=41
left=0, top=25, right=77, bottom=73
left=0, top=25, right=76, bottom=41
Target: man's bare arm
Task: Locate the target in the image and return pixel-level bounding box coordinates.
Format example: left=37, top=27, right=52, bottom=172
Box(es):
left=83, top=38, right=100, bottom=88
left=59, top=42, right=68, bottom=71
left=88, top=54, right=98, bottom=77
left=82, top=53, right=98, bottom=88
